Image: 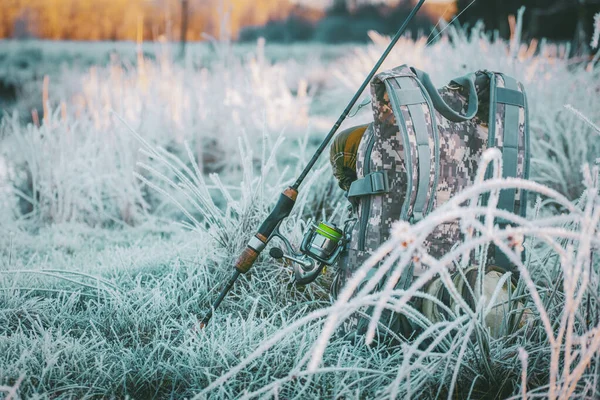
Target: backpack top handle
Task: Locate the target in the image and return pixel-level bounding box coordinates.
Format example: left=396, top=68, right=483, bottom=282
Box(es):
left=411, top=67, right=479, bottom=123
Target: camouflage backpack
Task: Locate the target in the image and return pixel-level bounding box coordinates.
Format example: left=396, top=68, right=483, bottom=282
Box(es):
left=330, top=64, right=530, bottom=301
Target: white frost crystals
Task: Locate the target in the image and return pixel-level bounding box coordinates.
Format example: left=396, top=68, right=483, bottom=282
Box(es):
left=0, top=154, right=18, bottom=224
left=591, top=13, right=600, bottom=50
left=0, top=40, right=312, bottom=226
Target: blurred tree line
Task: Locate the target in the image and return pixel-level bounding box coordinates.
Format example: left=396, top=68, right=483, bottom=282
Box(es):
left=239, top=0, right=434, bottom=43
left=0, top=0, right=440, bottom=43
left=0, top=0, right=305, bottom=41
left=239, top=0, right=600, bottom=45
left=1, top=0, right=598, bottom=47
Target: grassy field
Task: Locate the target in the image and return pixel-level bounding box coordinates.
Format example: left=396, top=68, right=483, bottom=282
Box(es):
left=1, top=19, right=600, bottom=399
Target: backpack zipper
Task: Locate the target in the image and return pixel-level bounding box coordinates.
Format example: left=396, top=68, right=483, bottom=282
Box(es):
left=358, top=131, right=376, bottom=251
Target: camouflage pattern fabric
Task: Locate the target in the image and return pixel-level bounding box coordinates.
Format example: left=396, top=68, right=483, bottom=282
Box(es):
left=420, top=74, right=489, bottom=266
left=332, top=65, right=529, bottom=313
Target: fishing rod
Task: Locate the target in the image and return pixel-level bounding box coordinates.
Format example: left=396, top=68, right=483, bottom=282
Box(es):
left=200, top=0, right=427, bottom=328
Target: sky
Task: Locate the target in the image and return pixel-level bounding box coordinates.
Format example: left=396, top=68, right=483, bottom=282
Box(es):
left=292, top=0, right=453, bottom=6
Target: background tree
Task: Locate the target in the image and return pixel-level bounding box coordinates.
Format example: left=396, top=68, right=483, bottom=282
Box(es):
left=180, top=0, right=189, bottom=57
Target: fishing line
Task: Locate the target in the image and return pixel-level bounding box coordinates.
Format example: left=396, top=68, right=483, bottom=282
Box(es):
left=426, top=0, right=477, bottom=46
left=425, top=1, right=458, bottom=44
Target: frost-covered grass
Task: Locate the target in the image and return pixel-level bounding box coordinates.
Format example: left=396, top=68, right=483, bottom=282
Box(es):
left=0, top=39, right=353, bottom=125
left=1, top=19, right=600, bottom=399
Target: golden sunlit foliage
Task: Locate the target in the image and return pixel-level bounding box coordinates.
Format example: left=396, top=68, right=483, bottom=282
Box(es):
left=0, top=0, right=320, bottom=41
left=0, top=0, right=454, bottom=41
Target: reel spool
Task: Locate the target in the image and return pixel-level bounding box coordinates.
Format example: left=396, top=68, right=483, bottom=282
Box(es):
left=269, top=220, right=353, bottom=285
left=301, top=222, right=344, bottom=264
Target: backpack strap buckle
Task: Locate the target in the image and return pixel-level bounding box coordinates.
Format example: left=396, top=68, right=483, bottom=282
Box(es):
left=347, top=171, right=390, bottom=199
left=410, top=211, right=424, bottom=223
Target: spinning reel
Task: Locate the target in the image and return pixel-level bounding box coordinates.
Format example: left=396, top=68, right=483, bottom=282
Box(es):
left=269, top=220, right=354, bottom=285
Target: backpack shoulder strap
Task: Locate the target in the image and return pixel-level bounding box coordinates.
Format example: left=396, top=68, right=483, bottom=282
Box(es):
left=496, top=74, right=524, bottom=214
left=349, top=66, right=440, bottom=226
left=384, top=71, right=440, bottom=223
left=488, top=72, right=530, bottom=269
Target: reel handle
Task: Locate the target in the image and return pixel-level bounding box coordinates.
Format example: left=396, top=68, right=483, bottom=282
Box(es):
left=269, top=247, right=312, bottom=268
